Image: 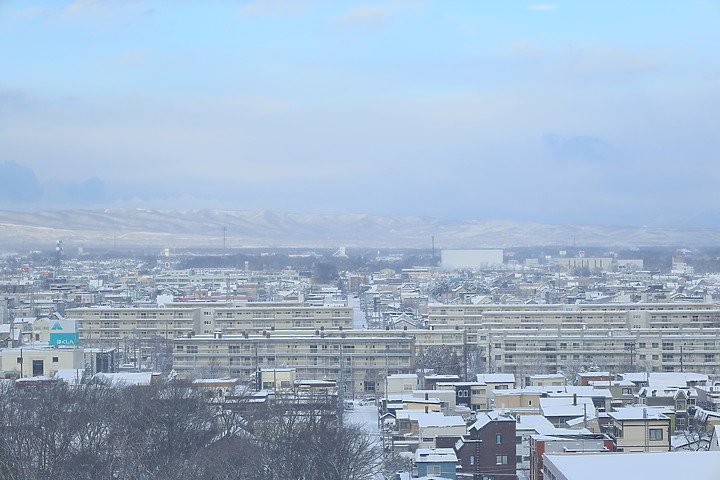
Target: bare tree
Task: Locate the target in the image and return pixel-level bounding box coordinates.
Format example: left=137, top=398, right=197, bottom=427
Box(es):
left=0, top=380, right=383, bottom=480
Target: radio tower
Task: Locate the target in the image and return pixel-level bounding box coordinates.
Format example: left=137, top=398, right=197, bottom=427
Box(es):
left=55, top=240, right=63, bottom=277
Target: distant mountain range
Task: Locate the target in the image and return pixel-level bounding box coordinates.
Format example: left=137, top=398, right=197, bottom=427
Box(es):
left=0, top=209, right=718, bottom=250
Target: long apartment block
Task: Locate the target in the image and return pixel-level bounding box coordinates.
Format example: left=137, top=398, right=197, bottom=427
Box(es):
left=427, top=302, right=720, bottom=331
left=457, top=328, right=720, bottom=376
left=66, top=302, right=353, bottom=360
left=172, top=332, right=415, bottom=394
left=426, top=302, right=720, bottom=376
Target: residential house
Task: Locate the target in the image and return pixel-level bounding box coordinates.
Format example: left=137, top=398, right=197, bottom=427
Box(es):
left=607, top=407, right=671, bottom=452
left=527, top=374, right=567, bottom=388
left=637, top=386, right=694, bottom=431
left=455, top=411, right=516, bottom=480
left=387, top=374, right=419, bottom=395
left=529, top=429, right=614, bottom=480
left=539, top=397, right=596, bottom=428
left=493, top=387, right=543, bottom=413
left=436, top=382, right=489, bottom=411
left=414, top=448, right=458, bottom=479
left=515, top=415, right=554, bottom=476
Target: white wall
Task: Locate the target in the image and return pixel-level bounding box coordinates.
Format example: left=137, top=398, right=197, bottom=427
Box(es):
left=441, top=249, right=504, bottom=270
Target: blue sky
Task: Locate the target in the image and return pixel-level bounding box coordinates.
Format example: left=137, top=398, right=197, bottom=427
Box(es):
left=1, top=0, right=719, bottom=227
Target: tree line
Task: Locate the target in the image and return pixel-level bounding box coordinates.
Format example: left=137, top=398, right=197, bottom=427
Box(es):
left=0, top=381, right=387, bottom=480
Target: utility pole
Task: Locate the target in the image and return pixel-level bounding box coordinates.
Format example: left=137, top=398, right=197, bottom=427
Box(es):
left=680, top=345, right=684, bottom=372
left=626, top=341, right=636, bottom=370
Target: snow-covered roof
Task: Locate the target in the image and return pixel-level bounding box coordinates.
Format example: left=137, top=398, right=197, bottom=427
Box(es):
left=516, top=415, right=554, bottom=430
left=540, top=397, right=595, bottom=416
left=530, top=374, right=567, bottom=379
left=608, top=406, right=669, bottom=421
left=647, top=372, right=709, bottom=388
left=544, top=451, right=720, bottom=480
left=566, top=415, right=597, bottom=427
left=417, top=414, right=466, bottom=429
left=476, top=373, right=516, bottom=383
left=469, top=411, right=515, bottom=431
left=542, top=386, right=612, bottom=398
left=92, top=372, right=155, bottom=385
left=414, top=448, right=457, bottom=463
left=55, top=369, right=84, bottom=385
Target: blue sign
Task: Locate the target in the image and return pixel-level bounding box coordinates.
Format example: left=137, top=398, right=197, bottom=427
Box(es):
left=49, top=320, right=79, bottom=346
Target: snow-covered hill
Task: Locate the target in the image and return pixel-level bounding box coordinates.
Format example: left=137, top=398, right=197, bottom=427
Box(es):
left=0, top=209, right=716, bottom=249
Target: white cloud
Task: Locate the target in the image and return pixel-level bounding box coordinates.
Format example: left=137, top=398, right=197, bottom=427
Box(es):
left=330, top=1, right=425, bottom=31
left=65, top=0, right=99, bottom=14
left=15, top=6, right=53, bottom=17
left=238, top=0, right=317, bottom=17
left=556, top=47, right=670, bottom=78
left=528, top=4, right=558, bottom=11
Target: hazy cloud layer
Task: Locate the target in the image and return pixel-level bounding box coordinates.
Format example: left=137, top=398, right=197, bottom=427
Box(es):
left=0, top=162, right=43, bottom=203
left=0, top=0, right=719, bottom=227
left=543, top=134, right=615, bottom=163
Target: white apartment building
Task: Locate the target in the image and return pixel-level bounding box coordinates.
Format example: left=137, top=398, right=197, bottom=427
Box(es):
left=172, top=333, right=415, bottom=395
left=426, top=302, right=720, bottom=376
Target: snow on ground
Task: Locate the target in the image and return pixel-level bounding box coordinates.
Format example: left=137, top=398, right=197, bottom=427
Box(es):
left=345, top=402, right=381, bottom=442
left=345, top=402, right=387, bottom=479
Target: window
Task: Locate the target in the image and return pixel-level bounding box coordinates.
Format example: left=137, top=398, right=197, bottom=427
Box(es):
left=469, top=455, right=475, bottom=465
left=516, top=436, right=522, bottom=444
left=496, top=433, right=502, bottom=444
left=186, top=346, right=198, bottom=353
left=516, top=455, right=523, bottom=464
left=427, top=466, right=441, bottom=475
left=649, top=429, right=663, bottom=441
left=52, top=357, right=59, bottom=363
left=496, top=455, right=509, bottom=465
left=622, top=388, right=632, bottom=395
left=16, top=357, right=22, bottom=364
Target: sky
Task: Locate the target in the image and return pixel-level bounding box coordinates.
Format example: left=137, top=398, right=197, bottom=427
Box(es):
left=1, top=0, right=719, bottom=227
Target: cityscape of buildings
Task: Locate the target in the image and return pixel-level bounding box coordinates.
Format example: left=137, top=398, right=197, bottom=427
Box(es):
left=2, top=245, right=720, bottom=478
